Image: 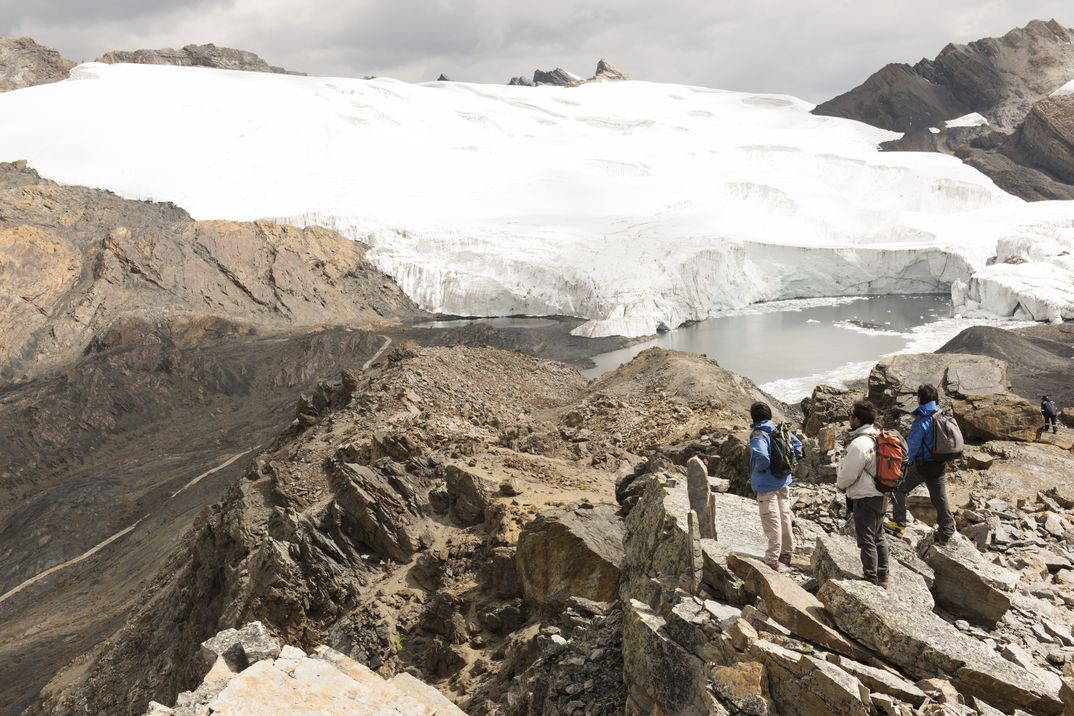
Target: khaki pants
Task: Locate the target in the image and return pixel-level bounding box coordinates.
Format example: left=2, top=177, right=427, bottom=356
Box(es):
left=757, top=487, right=793, bottom=565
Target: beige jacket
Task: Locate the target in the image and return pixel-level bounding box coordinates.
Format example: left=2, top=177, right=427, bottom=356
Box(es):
left=836, top=424, right=881, bottom=500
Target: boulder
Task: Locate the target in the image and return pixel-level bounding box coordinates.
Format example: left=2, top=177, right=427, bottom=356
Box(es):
left=199, top=622, right=281, bottom=672
left=727, top=554, right=871, bottom=661
left=867, top=354, right=1008, bottom=415
left=709, top=661, right=775, bottom=714
left=516, top=503, right=624, bottom=609
left=922, top=533, right=1019, bottom=626
left=952, top=392, right=1044, bottom=442
left=802, top=384, right=857, bottom=436
left=329, top=461, right=429, bottom=561
left=818, top=578, right=1063, bottom=714
left=445, top=464, right=492, bottom=526
left=686, top=456, right=716, bottom=539
left=749, top=639, right=872, bottom=716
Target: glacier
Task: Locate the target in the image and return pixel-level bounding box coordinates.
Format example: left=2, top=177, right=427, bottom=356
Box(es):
left=0, top=62, right=1072, bottom=337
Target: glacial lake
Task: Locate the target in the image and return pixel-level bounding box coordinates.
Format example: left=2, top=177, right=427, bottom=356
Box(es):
left=580, top=295, right=962, bottom=400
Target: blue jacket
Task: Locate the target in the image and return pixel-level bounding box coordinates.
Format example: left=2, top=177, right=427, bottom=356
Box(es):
left=749, top=420, right=803, bottom=493
left=907, top=401, right=939, bottom=466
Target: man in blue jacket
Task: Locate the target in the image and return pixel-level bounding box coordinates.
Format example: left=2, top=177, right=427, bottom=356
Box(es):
left=886, top=384, right=955, bottom=544
left=749, top=402, right=803, bottom=571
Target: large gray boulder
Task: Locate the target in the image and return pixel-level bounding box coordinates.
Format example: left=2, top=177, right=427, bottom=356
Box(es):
left=516, top=503, right=624, bottom=609
left=818, top=578, right=1063, bottom=714
left=868, top=353, right=1008, bottom=415
left=922, top=533, right=1019, bottom=626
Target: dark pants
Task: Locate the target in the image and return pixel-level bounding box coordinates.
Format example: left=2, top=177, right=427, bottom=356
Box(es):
left=892, top=463, right=955, bottom=539
left=853, top=495, right=889, bottom=579
left=1045, top=414, right=1058, bottom=432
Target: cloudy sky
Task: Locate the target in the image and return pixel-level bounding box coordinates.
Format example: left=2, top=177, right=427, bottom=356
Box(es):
left=3, top=1, right=1072, bottom=101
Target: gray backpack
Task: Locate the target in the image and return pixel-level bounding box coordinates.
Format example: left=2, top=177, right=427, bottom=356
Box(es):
left=932, top=412, right=964, bottom=462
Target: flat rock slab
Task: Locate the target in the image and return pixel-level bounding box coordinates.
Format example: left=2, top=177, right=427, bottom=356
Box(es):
left=727, top=553, right=871, bottom=661
left=825, top=654, right=926, bottom=707
left=812, top=533, right=934, bottom=610
left=923, top=533, right=1018, bottom=626
left=818, top=578, right=1062, bottom=715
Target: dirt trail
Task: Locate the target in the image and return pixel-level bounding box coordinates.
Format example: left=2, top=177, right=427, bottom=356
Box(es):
left=0, top=517, right=146, bottom=606
left=362, top=335, right=392, bottom=370
left=170, top=448, right=255, bottom=498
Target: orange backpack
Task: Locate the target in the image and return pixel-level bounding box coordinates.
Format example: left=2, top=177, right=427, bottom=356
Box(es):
left=869, top=430, right=908, bottom=492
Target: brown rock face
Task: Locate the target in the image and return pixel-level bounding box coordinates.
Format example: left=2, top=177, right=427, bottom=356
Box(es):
left=952, top=393, right=1045, bottom=442
left=0, top=162, right=419, bottom=382
left=516, top=504, right=625, bottom=610
left=97, top=43, right=301, bottom=75
left=0, top=37, right=75, bottom=92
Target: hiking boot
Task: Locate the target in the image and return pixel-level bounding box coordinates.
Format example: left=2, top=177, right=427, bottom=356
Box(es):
left=876, top=573, right=890, bottom=589
left=883, top=520, right=905, bottom=537
left=767, top=560, right=783, bottom=573
left=778, top=553, right=792, bottom=568
left=934, top=532, right=953, bottom=546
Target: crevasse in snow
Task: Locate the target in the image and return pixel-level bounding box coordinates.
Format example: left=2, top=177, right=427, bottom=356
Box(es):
left=0, top=62, right=1072, bottom=336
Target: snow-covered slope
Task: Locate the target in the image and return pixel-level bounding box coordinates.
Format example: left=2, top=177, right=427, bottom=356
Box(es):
left=0, top=62, right=1072, bottom=336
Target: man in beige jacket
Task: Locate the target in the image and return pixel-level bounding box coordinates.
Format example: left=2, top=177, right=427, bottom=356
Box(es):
left=835, top=399, right=889, bottom=587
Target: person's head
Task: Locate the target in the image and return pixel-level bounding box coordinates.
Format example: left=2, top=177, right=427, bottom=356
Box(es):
left=917, top=384, right=939, bottom=406
left=750, top=402, right=772, bottom=425
left=1043, top=395, right=1050, bottom=401
left=850, top=399, right=876, bottom=429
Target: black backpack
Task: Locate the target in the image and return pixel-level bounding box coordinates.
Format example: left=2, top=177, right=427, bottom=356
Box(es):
left=754, top=424, right=798, bottom=477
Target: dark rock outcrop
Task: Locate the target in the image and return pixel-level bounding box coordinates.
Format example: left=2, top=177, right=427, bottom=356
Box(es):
left=0, top=37, right=75, bottom=92
left=815, top=20, right=1074, bottom=133
left=97, top=43, right=302, bottom=75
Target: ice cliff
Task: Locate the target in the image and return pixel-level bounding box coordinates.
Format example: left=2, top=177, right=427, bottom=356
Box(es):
left=0, top=62, right=1071, bottom=336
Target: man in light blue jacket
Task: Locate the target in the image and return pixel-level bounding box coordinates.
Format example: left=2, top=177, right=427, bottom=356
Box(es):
left=749, top=402, right=803, bottom=571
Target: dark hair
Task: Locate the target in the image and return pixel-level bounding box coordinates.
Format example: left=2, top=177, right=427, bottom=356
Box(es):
left=750, top=402, right=772, bottom=424
left=1043, top=395, right=1049, bottom=401
left=851, top=399, right=876, bottom=425
left=917, top=384, right=939, bottom=406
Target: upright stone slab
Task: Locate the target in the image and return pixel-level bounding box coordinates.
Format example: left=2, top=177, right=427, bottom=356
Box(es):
left=687, top=456, right=716, bottom=539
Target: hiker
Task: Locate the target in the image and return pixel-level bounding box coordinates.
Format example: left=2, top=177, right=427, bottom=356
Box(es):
left=886, top=384, right=956, bottom=544
left=1042, top=396, right=1059, bottom=434
left=749, top=402, right=803, bottom=571
left=835, top=399, right=889, bottom=587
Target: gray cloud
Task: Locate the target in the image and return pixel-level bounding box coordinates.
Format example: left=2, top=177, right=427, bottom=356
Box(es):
left=3, top=0, right=1073, bottom=100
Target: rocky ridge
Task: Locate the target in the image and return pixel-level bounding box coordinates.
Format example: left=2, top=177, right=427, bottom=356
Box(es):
left=814, top=19, right=1074, bottom=201
left=508, top=59, right=629, bottom=87
left=97, top=43, right=301, bottom=74
left=19, top=340, right=1074, bottom=716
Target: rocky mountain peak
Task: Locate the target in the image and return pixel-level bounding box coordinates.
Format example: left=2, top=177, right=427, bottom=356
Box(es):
left=0, top=37, right=75, bottom=92
left=816, top=19, right=1074, bottom=133
left=96, top=43, right=303, bottom=75
left=509, top=59, right=630, bottom=87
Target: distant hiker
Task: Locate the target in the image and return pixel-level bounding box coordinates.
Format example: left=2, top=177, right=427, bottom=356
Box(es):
left=1042, top=396, right=1059, bottom=434
left=836, top=399, right=895, bottom=587
left=886, top=384, right=957, bottom=545
left=749, top=402, right=803, bottom=571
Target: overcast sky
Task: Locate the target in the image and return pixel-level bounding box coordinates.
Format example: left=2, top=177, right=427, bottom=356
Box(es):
left=3, top=1, right=1072, bottom=101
